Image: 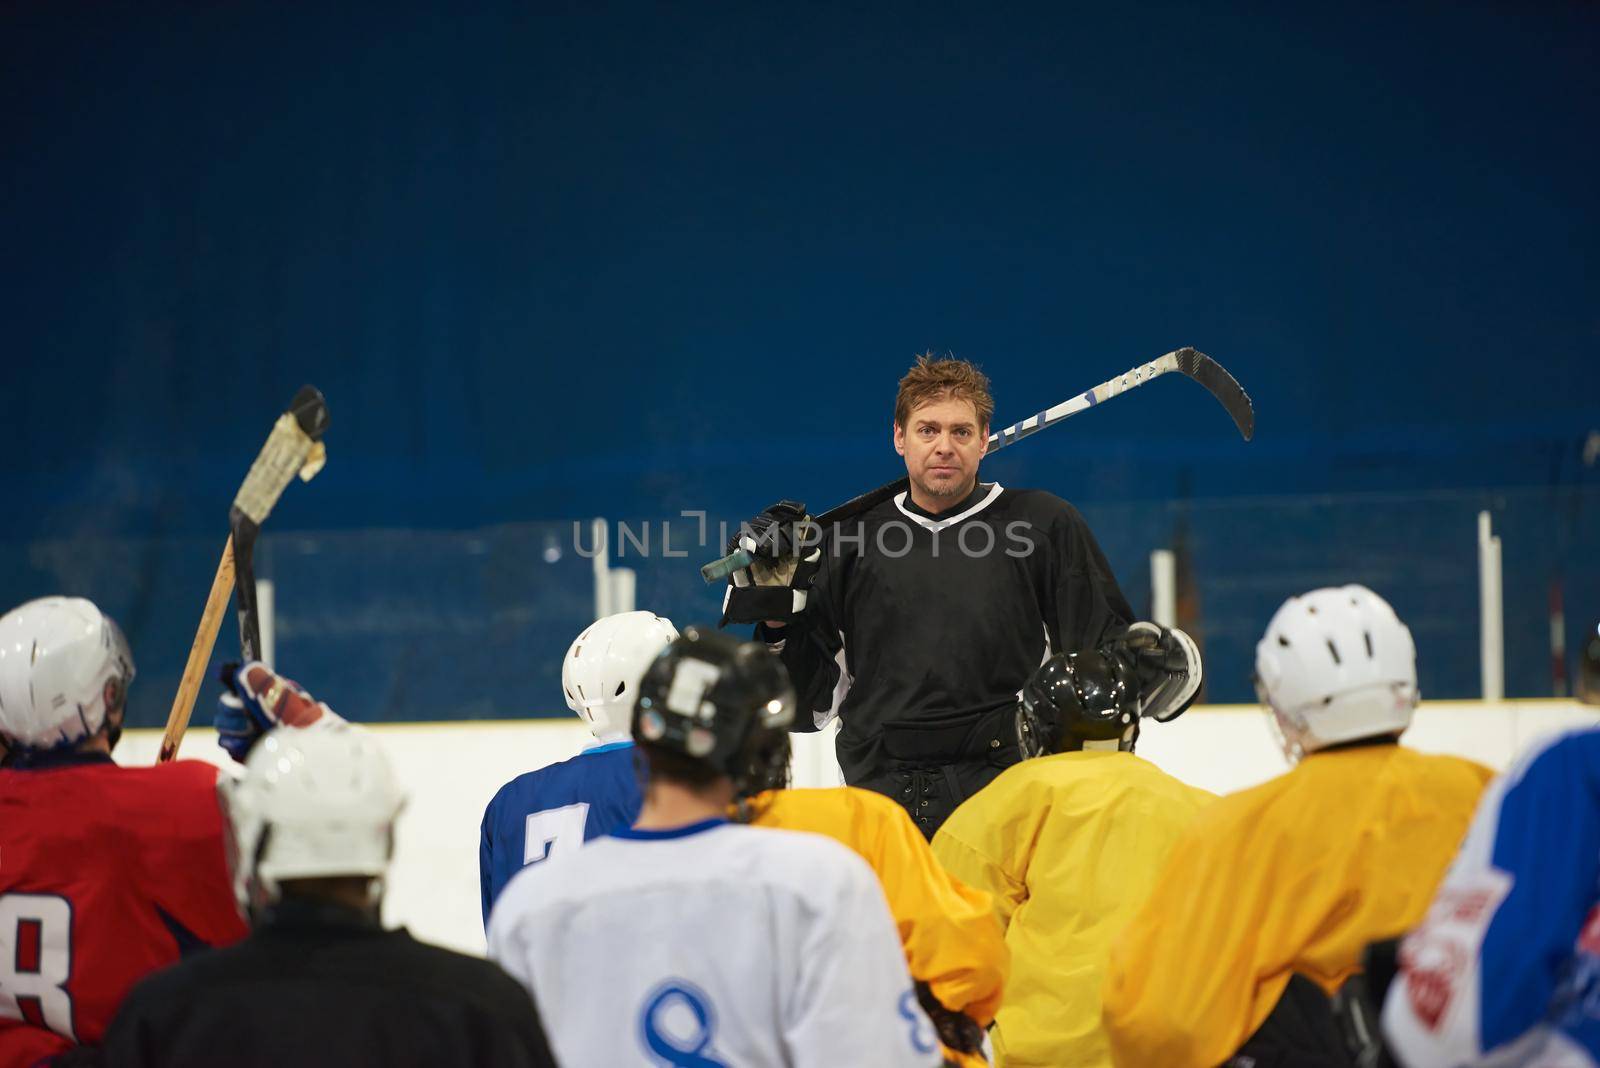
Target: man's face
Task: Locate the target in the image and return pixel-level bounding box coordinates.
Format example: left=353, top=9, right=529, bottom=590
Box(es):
left=894, top=395, right=988, bottom=509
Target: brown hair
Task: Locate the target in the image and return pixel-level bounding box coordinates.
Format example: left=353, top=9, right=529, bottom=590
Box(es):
left=639, top=742, right=724, bottom=788
left=894, top=352, right=994, bottom=430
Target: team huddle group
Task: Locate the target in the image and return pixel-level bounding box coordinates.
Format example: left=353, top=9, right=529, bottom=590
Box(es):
left=3, top=354, right=1598, bottom=1068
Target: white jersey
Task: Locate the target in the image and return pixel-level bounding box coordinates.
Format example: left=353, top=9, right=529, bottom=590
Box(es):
left=487, top=817, right=943, bottom=1068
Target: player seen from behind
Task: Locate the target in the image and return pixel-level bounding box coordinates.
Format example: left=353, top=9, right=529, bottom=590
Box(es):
left=105, top=714, right=557, bottom=1067
left=725, top=354, right=1196, bottom=836
left=932, top=626, right=1212, bottom=1068
left=1381, top=721, right=1600, bottom=1067
left=0, top=597, right=261, bottom=1067
left=478, top=610, right=677, bottom=924
left=1102, top=585, right=1495, bottom=1068
left=488, top=626, right=945, bottom=1067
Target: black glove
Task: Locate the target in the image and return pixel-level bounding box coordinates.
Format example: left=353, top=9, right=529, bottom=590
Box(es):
left=915, top=981, right=985, bottom=1056
left=1104, top=622, right=1202, bottom=722
left=737, top=499, right=815, bottom=559
left=720, top=500, right=823, bottom=626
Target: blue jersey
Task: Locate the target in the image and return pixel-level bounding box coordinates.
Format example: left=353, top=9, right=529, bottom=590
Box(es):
left=1384, top=727, right=1600, bottom=1067
left=479, top=740, right=642, bottom=927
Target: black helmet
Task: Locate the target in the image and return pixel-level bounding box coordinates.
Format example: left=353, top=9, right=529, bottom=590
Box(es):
left=633, top=626, right=795, bottom=795
left=1017, top=650, right=1140, bottom=758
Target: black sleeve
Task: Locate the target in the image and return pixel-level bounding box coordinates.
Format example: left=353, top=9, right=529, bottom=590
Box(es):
left=755, top=538, right=843, bottom=733
left=100, top=989, right=158, bottom=1068
left=474, top=971, right=560, bottom=1068
left=1045, top=504, right=1134, bottom=654
left=486, top=1007, right=560, bottom=1068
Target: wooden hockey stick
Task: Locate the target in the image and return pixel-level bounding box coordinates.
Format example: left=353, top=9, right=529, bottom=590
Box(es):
left=699, top=347, right=1253, bottom=583
left=158, top=386, right=330, bottom=762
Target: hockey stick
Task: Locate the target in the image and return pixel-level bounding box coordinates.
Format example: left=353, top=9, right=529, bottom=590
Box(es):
left=699, top=347, right=1252, bottom=583
left=158, top=386, right=330, bottom=762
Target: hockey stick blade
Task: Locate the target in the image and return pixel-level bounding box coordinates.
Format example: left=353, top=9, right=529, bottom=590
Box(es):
left=700, top=347, right=1253, bottom=583
left=158, top=387, right=331, bottom=761
left=231, top=385, right=330, bottom=662
left=1176, top=348, right=1254, bottom=441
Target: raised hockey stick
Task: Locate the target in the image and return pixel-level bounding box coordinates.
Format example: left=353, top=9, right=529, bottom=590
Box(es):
left=699, top=347, right=1252, bottom=583
left=158, top=386, right=330, bottom=762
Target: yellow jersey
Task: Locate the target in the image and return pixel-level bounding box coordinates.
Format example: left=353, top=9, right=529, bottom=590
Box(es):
left=1101, top=743, right=1493, bottom=1068
left=746, top=786, right=1009, bottom=1067
left=931, top=750, right=1215, bottom=1068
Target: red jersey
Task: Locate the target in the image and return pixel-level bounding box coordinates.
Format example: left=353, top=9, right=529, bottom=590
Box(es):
left=0, top=753, right=248, bottom=1066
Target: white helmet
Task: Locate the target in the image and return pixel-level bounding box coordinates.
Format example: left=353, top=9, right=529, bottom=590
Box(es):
left=0, top=597, right=135, bottom=752
left=222, top=722, right=405, bottom=914
left=562, top=611, right=679, bottom=740
left=1254, top=584, right=1419, bottom=763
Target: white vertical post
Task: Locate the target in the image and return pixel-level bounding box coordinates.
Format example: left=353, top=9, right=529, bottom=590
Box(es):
left=608, top=567, right=637, bottom=615
left=1479, top=511, right=1504, bottom=701
left=1150, top=549, right=1177, bottom=627
left=256, top=579, right=275, bottom=669
left=591, top=518, right=611, bottom=622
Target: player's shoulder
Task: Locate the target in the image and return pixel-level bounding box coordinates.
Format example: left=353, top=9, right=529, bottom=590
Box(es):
left=998, top=486, right=1088, bottom=514
left=974, top=752, right=1205, bottom=817
left=485, top=761, right=566, bottom=813
left=115, top=919, right=249, bottom=1009
left=381, top=929, right=540, bottom=1016
left=716, top=818, right=867, bottom=864
left=75, top=757, right=222, bottom=817
left=491, top=819, right=872, bottom=929
left=1506, top=725, right=1600, bottom=787
left=488, top=819, right=661, bottom=925
left=785, top=784, right=904, bottom=819
left=994, top=488, right=1099, bottom=544
left=763, top=785, right=920, bottom=849
left=727, top=820, right=883, bottom=895
left=1388, top=745, right=1495, bottom=790
left=126, top=927, right=535, bottom=1022
left=836, top=783, right=916, bottom=821
left=1048, top=750, right=1208, bottom=794
left=485, top=743, right=626, bottom=807
left=117, top=756, right=223, bottom=787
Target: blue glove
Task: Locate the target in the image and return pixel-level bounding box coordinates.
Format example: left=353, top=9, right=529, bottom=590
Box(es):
left=215, top=661, right=327, bottom=763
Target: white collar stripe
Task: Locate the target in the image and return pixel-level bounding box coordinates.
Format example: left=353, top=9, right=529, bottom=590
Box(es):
left=892, top=483, right=1005, bottom=532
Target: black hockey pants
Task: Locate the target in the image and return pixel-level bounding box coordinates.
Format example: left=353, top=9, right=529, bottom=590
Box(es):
left=1223, top=974, right=1356, bottom=1068
left=860, top=704, right=1022, bottom=839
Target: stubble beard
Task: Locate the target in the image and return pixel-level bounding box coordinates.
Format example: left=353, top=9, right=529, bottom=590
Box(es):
left=916, top=468, right=977, bottom=503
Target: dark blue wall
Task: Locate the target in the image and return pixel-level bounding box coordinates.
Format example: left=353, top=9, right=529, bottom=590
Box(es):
left=4, top=3, right=1597, bottom=721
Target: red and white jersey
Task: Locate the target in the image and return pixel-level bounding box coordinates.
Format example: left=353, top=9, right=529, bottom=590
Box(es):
left=0, top=753, right=248, bottom=1066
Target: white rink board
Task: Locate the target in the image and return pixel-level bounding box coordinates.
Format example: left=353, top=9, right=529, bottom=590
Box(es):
left=117, top=699, right=1597, bottom=958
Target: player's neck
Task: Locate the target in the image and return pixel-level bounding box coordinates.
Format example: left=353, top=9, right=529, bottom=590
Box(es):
left=633, top=777, right=735, bottom=831
left=906, top=477, right=982, bottom=516
left=75, top=733, right=113, bottom=756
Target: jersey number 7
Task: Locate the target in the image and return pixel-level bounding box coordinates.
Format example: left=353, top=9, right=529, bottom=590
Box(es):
left=0, top=893, right=76, bottom=1041
left=524, top=803, right=591, bottom=866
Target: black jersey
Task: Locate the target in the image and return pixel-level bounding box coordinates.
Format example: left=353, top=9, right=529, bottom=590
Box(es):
left=102, top=898, right=557, bottom=1068
left=765, top=482, right=1132, bottom=787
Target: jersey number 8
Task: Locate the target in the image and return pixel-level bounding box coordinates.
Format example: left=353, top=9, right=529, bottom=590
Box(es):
left=0, top=893, right=76, bottom=1041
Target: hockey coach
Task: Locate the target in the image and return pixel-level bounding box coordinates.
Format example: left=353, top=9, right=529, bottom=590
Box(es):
left=722, top=354, right=1195, bottom=837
